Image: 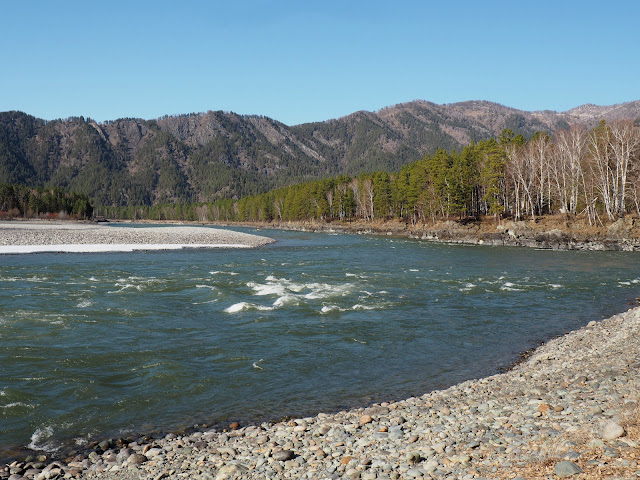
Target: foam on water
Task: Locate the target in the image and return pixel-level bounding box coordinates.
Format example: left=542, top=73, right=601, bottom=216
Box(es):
left=352, top=304, right=376, bottom=310
left=245, top=276, right=353, bottom=306
left=192, top=299, right=218, bottom=305
left=225, top=302, right=274, bottom=313
left=220, top=273, right=361, bottom=315
left=273, top=295, right=299, bottom=308
left=76, top=299, right=92, bottom=308
left=0, top=275, right=48, bottom=282
left=28, top=426, right=58, bottom=452
left=459, top=282, right=476, bottom=292
left=108, top=276, right=167, bottom=294
left=500, top=281, right=524, bottom=292
left=304, top=282, right=351, bottom=299
left=2, top=402, right=35, bottom=410
left=320, top=305, right=342, bottom=314
left=248, top=281, right=288, bottom=297
left=345, top=273, right=368, bottom=279
left=265, top=275, right=306, bottom=292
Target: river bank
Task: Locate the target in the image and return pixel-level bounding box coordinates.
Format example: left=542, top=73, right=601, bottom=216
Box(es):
left=16, top=214, right=638, bottom=252
left=209, top=215, right=640, bottom=251
left=3, top=305, right=639, bottom=480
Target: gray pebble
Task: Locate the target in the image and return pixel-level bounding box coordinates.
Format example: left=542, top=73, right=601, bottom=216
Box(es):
left=554, top=460, right=582, bottom=477
left=602, top=421, right=625, bottom=441
left=272, top=450, right=295, bottom=461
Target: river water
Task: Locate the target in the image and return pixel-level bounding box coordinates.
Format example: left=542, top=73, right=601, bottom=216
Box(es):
left=1, top=226, right=639, bottom=457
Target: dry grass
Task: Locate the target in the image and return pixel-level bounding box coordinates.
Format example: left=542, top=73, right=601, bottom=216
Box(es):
left=492, top=401, right=640, bottom=479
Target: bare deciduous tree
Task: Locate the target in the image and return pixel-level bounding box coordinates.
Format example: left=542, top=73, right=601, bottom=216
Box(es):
left=552, top=126, right=587, bottom=216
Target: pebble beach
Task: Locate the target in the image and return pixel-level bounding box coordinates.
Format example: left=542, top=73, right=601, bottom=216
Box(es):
left=2, top=222, right=640, bottom=480
left=0, top=222, right=274, bottom=253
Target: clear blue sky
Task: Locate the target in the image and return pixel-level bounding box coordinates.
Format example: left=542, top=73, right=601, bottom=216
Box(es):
left=2, top=0, right=638, bottom=126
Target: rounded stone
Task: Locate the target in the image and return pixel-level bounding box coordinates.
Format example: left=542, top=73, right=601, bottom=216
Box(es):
left=216, top=464, right=239, bottom=476
left=272, top=450, right=295, bottom=461
left=360, top=415, right=373, bottom=425
left=602, top=421, right=625, bottom=441
left=126, top=453, right=148, bottom=465
left=406, top=452, right=421, bottom=464
left=538, top=403, right=551, bottom=413
left=589, top=406, right=604, bottom=416
left=554, top=460, right=582, bottom=477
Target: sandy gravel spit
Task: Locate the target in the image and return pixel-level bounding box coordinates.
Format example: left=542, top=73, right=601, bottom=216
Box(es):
left=0, top=221, right=274, bottom=253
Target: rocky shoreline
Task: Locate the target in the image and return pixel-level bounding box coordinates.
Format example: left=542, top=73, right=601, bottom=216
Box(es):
left=3, top=306, right=640, bottom=480
left=0, top=221, right=274, bottom=251
left=230, top=216, right=640, bottom=252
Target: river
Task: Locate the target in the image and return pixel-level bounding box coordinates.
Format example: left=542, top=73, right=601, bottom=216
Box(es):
left=1, top=226, right=639, bottom=458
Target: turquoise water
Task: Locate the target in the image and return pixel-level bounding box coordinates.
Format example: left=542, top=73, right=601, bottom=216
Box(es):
left=1, top=227, right=639, bottom=457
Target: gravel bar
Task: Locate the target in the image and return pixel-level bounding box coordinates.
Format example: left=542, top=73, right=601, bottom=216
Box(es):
left=0, top=222, right=274, bottom=252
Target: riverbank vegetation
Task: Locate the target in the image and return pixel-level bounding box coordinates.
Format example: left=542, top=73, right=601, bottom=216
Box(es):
left=0, top=184, right=93, bottom=219
left=101, top=120, right=640, bottom=227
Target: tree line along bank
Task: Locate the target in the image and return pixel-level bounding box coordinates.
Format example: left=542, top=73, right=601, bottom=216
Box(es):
left=101, top=120, right=640, bottom=226
left=0, top=184, right=93, bottom=220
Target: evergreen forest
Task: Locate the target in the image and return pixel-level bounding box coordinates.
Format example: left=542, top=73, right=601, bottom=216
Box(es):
left=0, top=184, right=93, bottom=219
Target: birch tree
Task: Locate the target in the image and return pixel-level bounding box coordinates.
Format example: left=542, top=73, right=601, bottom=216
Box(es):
left=609, top=121, right=640, bottom=216
left=552, top=126, right=587, bottom=215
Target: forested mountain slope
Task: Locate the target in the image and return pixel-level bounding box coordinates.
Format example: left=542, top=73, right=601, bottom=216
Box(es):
left=1, top=100, right=639, bottom=206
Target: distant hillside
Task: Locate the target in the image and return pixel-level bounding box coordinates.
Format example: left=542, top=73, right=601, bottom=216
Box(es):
left=1, top=100, right=639, bottom=206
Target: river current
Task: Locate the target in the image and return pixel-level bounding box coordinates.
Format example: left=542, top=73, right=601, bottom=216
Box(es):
left=1, top=226, right=639, bottom=457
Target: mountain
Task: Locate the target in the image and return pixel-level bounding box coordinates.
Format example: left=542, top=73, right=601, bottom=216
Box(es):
left=1, top=100, right=639, bottom=206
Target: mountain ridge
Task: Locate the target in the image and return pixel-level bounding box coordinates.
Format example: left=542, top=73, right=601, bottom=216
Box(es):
left=1, top=99, right=639, bottom=206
